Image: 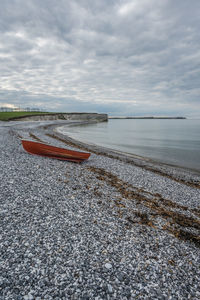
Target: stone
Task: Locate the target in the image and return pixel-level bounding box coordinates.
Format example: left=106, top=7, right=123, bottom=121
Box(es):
left=105, top=263, right=112, bottom=270
left=107, top=284, right=113, bottom=293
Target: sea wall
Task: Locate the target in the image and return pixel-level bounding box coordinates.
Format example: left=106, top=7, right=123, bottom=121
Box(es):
left=12, top=113, right=108, bottom=122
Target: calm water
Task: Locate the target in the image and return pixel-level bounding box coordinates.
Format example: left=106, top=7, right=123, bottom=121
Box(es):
left=58, top=119, right=200, bottom=171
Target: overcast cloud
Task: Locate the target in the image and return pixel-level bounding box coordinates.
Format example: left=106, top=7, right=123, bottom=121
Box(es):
left=0, top=0, right=200, bottom=116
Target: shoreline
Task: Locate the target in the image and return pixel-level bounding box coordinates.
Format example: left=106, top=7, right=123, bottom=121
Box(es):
left=55, top=123, right=200, bottom=177
left=1, top=119, right=200, bottom=299
left=49, top=122, right=200, bottom=190
left=109, top=116, right=186, bottom=119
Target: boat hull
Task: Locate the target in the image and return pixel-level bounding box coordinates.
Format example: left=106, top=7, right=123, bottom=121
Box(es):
left=21, top=140, right=90, bottom=162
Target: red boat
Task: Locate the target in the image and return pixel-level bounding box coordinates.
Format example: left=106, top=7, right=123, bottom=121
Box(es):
left=21, top=140, right=91, bottom=162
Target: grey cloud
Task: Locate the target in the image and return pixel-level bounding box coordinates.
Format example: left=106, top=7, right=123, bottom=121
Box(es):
left=0, top=0, right=200, bottom=117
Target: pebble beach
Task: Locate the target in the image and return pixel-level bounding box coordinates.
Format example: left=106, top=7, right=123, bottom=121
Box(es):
left=0, top=119, right=200, bottom=300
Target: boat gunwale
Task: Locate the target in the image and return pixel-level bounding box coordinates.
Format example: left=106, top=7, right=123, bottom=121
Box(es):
left=21, top=139, right=90, bottom=162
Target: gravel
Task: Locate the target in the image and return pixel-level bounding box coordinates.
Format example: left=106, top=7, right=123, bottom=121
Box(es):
left=0, top=120, right=200, bottom=300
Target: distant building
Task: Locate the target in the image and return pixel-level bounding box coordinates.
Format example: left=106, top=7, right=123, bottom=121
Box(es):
left=0, top=106, right=42, bottom=112
left=0, top=106, right=14, bottom=112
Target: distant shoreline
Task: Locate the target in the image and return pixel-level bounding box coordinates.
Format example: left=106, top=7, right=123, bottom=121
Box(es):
left=109, top=116, right=186, bottom=119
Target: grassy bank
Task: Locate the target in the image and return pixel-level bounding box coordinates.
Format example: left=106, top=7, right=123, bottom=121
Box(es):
left=0, top=111, right=52, bottom=121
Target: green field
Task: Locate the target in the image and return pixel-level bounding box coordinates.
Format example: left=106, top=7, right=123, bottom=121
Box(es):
left=0, top=111, right=52, bottom=121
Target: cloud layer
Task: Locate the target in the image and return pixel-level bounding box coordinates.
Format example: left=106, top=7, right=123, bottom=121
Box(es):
left=0, top=0, right=200, bottom=116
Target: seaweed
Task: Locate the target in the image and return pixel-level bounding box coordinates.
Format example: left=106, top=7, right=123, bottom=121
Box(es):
left=87, top=166, right=200, bottom=247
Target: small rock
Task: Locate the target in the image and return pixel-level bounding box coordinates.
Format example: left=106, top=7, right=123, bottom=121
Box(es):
left=105, top=263, right=112, bottom=269
left=107, top=284, right=113, bottom=293
left=24, top=293, right=33, bottom=300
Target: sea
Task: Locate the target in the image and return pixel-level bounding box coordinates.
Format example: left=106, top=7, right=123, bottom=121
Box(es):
left=57, top=119, right=200, bottom=172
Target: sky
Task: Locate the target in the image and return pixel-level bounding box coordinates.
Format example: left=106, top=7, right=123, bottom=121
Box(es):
left=0, top=0, right=200, bottom=117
